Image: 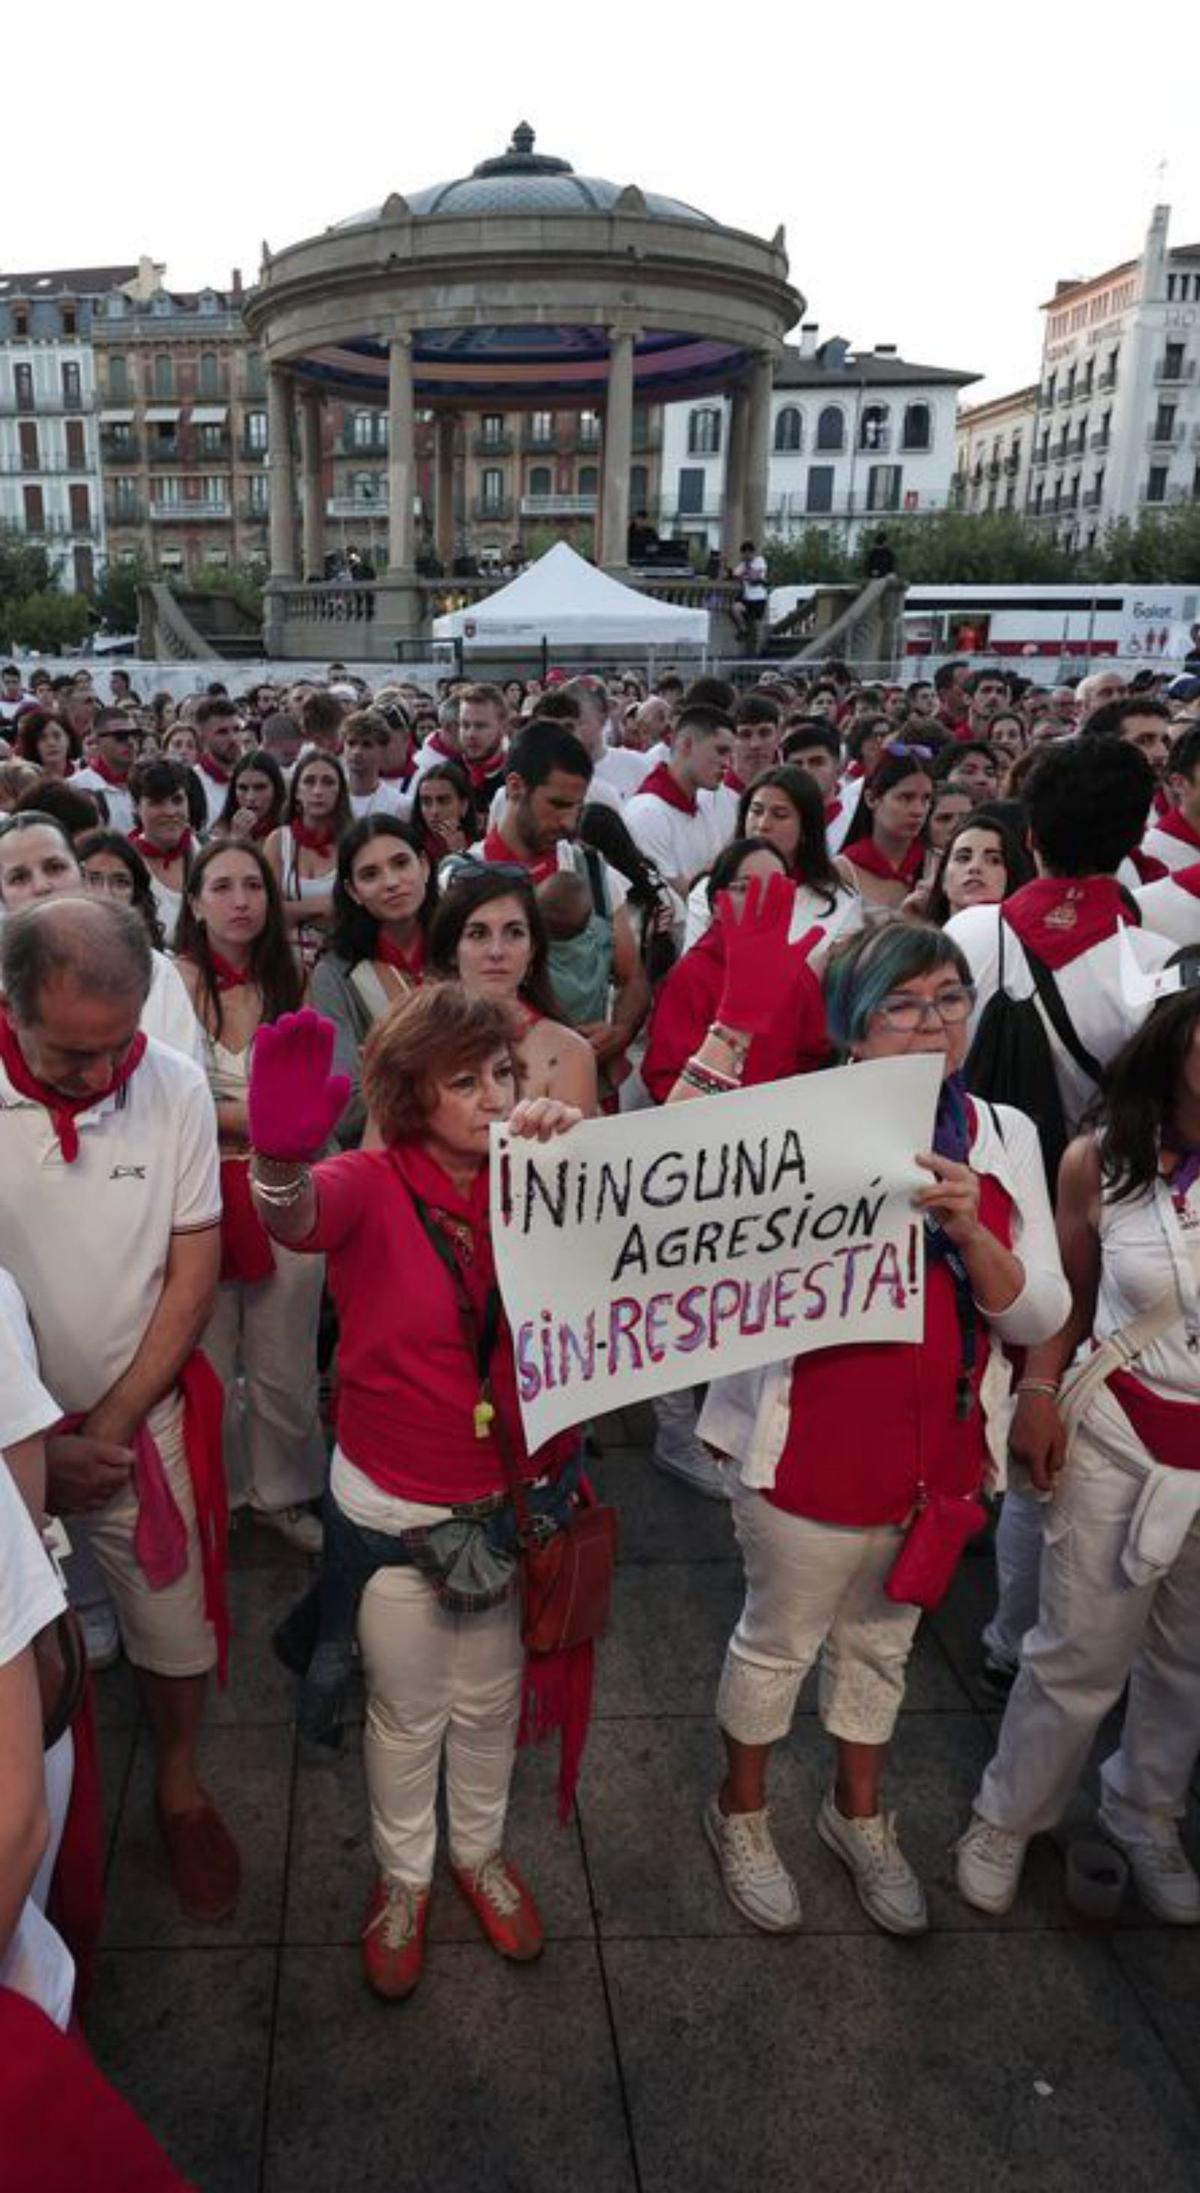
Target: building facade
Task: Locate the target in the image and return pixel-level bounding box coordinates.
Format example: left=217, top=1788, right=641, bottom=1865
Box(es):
left=1026, top=204, right=1200, bottom=548
left=91, top=258, right=269, bottom=578
left=659, top=328, right=976, bottom=555
left=0, top=266, right=136, bottom=591
left=954, top=385, right=1038, bottom=517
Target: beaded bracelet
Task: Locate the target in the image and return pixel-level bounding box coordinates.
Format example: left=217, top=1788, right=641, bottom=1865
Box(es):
left=1015, top=1379, right=1060, bottom=1399
left=680, top=1055, right=740, bottom=1097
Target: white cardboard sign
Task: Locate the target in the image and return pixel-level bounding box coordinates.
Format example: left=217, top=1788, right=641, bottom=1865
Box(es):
left=491, top=1052, right=942, bottom=1447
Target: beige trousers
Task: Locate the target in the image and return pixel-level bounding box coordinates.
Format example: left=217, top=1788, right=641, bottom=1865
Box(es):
left=202, top=1245, right=326, bottom=1513
left=78, top=1395, right=216, bottom=1676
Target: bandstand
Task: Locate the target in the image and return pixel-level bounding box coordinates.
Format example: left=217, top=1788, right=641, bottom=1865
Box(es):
left=242, top=124, right=802, bottom=660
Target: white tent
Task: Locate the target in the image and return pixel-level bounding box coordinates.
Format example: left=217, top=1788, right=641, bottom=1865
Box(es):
left=431, top=541, right=708, bottom=650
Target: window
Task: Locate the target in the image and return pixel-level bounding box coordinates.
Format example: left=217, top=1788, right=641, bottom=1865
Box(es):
left=902, top=402, right=931, bottom=452
left=866, top=464, right=902, bottom=512
left=153, top=354, right=173, bottom=399
left=197, top=475, right=225, bottom=507
left=245, top=354, right=266, bottom=397
left=247, top=475, right=268, bottom=514
left=578, top=465, right=599, bottom=497
left=151, top=476, right=181, bottom=507
left=113, top=476, right=139, bottom=515
left=245, top=409, right=268, bottom=452
left=816, top=405, right=844, bottom=452
left=677, top=466, right=706, bottom=515
left=773, top=406, right=802, bottom=453
left=860, top=405, right=889, bottom=452
left=350, top=472, right=380, bottom=504
left=1044, top=374, right=1056, bottom=406
left=1146, top=467, right=1168, bottom=504
left=805, top=465, right=834, bottom=514
left=22, top=484, right=44, bottom=530
left=69, top=484, right=91, bottom=531
left=687, top=407, right=721, bottom=456
left=13, top=304, right=29, bottom=338
left=198, top=352, right=220, bottom=398
left=18, top=422, right=39, bottom=471
left=529, top=411, right=554, bottom=446
left=1163, top=343, right=1185, bottom=380
left=198, top=423, right=225, bottom=456
left=108, top=355, right=129, bottom=399
left=14, top=363, right=34, bottom=411
left=1154, top=405, right=1177, bottom=443
left=630, top=463, right=649, bottom=509
left=578, top=410, right=601, bottom=448
left=480, top=412, right=505, bottom=447
left=481, top=466, right=505, bottom=510
left=1033, top=481, right=1044, bottom=515
left=107, top=422, right=134, bottom=455
left=65, top=420, right=85, bottom=467
left=62, top=304, right=77, bottom=337
left=352, top=410, right=385, bottom=449
left=1082, top=359, right=1094, bottom=395
left=528, top=465, right=552, bottom=498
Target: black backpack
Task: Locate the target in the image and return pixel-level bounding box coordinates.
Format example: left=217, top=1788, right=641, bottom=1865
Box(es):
left=964, top=918, right=1103, bottom=1202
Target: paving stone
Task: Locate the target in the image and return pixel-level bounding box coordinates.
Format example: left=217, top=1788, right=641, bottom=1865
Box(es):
left=86, top=1946, right=274, bottom=2193
left=603, top=1932, right=1200, bottom=2193
left=265, top=1944, right=636, bottom=2193
left=1112, top=1930, right=1200, bottom=2095
left=208, top=1562, right=310, bottom=1727
left=285, top=1729, right=593, bottom=1946
left=102, top=1722, right=294, bottom=1948
left=587, top=1444, right=738, bottom=1565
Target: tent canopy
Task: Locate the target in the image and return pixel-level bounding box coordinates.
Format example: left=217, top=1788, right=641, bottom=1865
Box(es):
left=431, top=541, right=708, bottom=647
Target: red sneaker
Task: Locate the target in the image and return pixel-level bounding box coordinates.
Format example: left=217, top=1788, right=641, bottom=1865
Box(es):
left=450, top=1853, right=544, bottom=1961
left=362, top=1878, right=430, bottom=2000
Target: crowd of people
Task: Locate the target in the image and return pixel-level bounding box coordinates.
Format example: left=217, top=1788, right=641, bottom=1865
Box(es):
left=3, top=640, right=1200, bottom=2172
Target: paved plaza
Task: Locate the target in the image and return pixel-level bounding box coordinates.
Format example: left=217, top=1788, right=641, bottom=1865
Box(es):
left=85, top=1409, right=1200, bottom=2193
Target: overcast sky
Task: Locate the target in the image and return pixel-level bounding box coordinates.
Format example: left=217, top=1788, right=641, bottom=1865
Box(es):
left=7, top=0, right=1198, bottom=404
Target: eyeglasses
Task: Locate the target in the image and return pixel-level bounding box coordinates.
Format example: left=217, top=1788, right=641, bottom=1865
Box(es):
left=82, top=868, right=135, bottom=896
left=438, top=853, right=529, bottom=890
left=884, top=741, right=933, bottom=762
left=874, top=985, right=976, bottom=1032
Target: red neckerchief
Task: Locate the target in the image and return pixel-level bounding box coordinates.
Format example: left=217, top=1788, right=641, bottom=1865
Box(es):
left=466, top=749, right=507, bottom=794
left=1166, top=862, right=1200, bottom=902
left=1153, top=808, right=1200, bottom=855
left=376, top=931, right=424, bottom=982
left=1153, top=784, right=1172, bottom=819
left=0, top=1008, right=147, bottom=1161
left=381, top=764, right=414, bottom=784
left=481, top=825, right=558, bottom=885
left=1128, top=847, right=1168, bottom=885
left=290, top=817, right=336, bottom=854
left=89, top=753, right=130, bottom=790
left=206, top=950, right=255, bottom=992
left=723, top=767, right=747, bottom=795
left=423, top=731, right=459, bottom=763
left=387, top=1139, right=495, bottom=1299
left=128, top=828, right=193, bottom=868
left=247, top=814, right=273, bottom=842
left=825, top=793, right=843, bottom=823
left=638, top=761, right=697, bottom=817
left=199, top=755, right=232, bottom=786
left=1003, top=875, right=1133, bottom=971
left=845, top=833, right=924, bottom=886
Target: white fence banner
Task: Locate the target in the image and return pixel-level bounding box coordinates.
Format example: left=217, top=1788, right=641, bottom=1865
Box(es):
left=491, top=1052, right=942, bottom=1447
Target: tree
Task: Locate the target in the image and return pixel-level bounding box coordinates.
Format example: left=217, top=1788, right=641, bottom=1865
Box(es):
left=6, top=591, right=93, bottom=652
left=764, top=529, right=854, bottom=584
left=92, top=551, right=154, bottom=637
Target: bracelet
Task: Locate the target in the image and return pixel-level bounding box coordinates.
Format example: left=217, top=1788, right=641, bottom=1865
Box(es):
left=250, top=1152, right=309, bottom=1183
left=1015, top=1380, right=1060, bottom=1399
left=707, top=1021, right=751, bottom=1060
left=680, top=1055, right=740, bottom=1097
left=250, top=1158, right=311, bottom=1208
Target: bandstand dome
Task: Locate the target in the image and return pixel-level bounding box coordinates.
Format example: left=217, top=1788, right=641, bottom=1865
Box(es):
left=334, top=123, right=717, bottom=230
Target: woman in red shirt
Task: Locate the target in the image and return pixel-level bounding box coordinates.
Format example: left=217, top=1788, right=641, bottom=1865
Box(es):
left=699, top=909, right=1068, bottom=1938
left=247, top=990, right=584, bottom=2002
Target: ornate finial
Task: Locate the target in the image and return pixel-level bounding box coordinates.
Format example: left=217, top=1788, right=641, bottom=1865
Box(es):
left=615, top=184, right=647, bottom=215
left=260, top=240, right=272, bottom=267
left=512, top=121, right=535, bottom=156
left=381, top=192, right=410, bottom=220
left=473, top=124, right=570, bottom=180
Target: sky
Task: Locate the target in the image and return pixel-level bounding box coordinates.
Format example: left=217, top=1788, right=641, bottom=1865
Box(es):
left=6, top=0, right=1199, bottom=405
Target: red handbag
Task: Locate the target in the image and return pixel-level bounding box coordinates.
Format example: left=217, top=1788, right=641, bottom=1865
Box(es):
left=884, top=1488, right=986, bottom=1612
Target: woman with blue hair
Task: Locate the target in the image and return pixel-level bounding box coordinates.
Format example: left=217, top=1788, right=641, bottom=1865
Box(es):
left=699, top=897, right=1069, bottom=1938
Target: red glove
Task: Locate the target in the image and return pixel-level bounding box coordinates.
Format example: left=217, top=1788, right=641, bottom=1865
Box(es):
left=247, top=1009, right=352, bottom=1161
left=715, top=870, right=809, bottom=1036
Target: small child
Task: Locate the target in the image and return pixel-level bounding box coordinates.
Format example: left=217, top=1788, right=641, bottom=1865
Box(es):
left=535, top=868, right=593, bottom=944
left=535, top=868, right=613, bottom=1030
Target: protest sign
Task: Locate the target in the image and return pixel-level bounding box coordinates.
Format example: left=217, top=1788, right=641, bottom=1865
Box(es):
left=491, top=1052, right=942, bottom=1447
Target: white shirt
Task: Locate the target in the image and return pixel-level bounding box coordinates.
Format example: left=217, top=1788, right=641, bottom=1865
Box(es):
left=683, top=875, right=865, bottom=956
left=623, top=782, right=725, bottom=890
left=194, top=766, right=231, bottom=834
left=825, top=776, right=865, bottom=857
left=0, top=1267, right=59, bottom=1451
left=1142, top=820, right=1200, bottom=875
left=472, top=833, right=630, bottom=914
left=146, top=951, right=205, bottom=1067
left=592, top=746, right=651, bottom=804
left=946, top=900, right=1176, bottom=1136
left=0, top=1037, right=220, bottom=1421
left=69, top=768, right=134, bottom=836
left=1133, top=869, right=1200, bottom=949
left=349, top=782, right=412, bottom=822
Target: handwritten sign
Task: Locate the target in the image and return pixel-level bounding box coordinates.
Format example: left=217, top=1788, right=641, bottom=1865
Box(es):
left=491, top=1052, right=942, bottom=1446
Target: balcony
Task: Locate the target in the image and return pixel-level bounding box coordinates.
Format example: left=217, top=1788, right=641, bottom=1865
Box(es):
left=473, top=431, right=513, bottom=458
left=1090, top=429, right=1111, bottom=452
left=108, top=501, right=145, bottom=525
left=1098, top=368, right=1118, bottom=392
left=0, top=453, right=91, bottom=475
left=194, top=435, right=232, bottom=463
left=1057, top=385, right=1076, bottom=407
left=471, top=496, right=513, bottom=523
left=1155, top=358, right=1195, bottom=383
left=631, top=416, right=662, bottom=454
left=986, top=459, right=1001, bottom=481
left=340, top=428, right=388, bottom=457
left=239, top=500, right=269, bottom=524
left=1003, top=452, right=1021, bottom=474
left=326, top=494, right=388, bottom=518
left=519, top=492, right=597, bottom=517
left=1082, top=487, right=1104, bottom=508
left=1147, top=424, right=1184, bottom=450
left=521, top=422, right=560, bottom=453
left=148, top=498, right=231, bottom=520
left=18, top=515, right=97, bottom=540
left=1031, top=448, right=1050, bottom=469
left=858, top=427, right=891, bottom=453
left=241, top=437, right=269, bottom=463
left=1140, top=481, right=1171, bottom=505
left=573, top=428, right=602, bottom=454
left=147, top=438, right=182, bottom=463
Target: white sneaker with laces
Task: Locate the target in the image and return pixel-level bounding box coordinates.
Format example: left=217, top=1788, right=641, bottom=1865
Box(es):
left=955, top=1813, right=1028, bottom=1914
left=251, top=1505, right=323, bottom=1555
left=817, top=1795, right=928, bottom=1934
left=1097, top=1813, right=1200, bottom=1925
left=703, top=1797, right=802, bottom=1932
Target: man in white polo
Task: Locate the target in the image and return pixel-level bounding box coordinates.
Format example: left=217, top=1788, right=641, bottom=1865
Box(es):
left=623, top=703, right=734, bottom=899
left=0, top=897, right=236, bottom=1921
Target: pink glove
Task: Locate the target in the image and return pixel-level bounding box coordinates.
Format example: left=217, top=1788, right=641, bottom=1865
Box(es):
left=714, top=870, right=805, bottom=1035
left=247, top=1009, right=352, bottom=1160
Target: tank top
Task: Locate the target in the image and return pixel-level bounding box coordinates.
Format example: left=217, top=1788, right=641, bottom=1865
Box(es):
left=1096, top=1168, right=1200, bottom=1405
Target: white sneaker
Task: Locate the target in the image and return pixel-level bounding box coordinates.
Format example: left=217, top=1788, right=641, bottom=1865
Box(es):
left=80, top=1600, right=121, bottom=1671
left=1097, top=1813, right=1200, bottom=1926
left=816, top=1795, right=928, bottom=1935
left=652, top=1446, right=733, bottom=1501
left=955, top=1813, right=1028, bottom=1914
left=250, top=1505, right=323, bottom=1555
left=703, top=1797, right=802, bottom=1932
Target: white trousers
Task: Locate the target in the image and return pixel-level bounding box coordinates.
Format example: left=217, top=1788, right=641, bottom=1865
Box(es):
left=78, top=1397, right=215, bottom=1676
left=718, top=1485, right=921, bottom=1748
left=334, top=1455, right=525, bottom=1890
left=976, top=1386, right=1200, bottom=1837
left=980, top=1485, right=1044, bottom=1669
left=203, top=1246, right=326, bottom=1513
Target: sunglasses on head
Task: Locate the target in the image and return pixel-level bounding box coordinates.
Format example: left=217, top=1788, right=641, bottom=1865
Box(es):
left=438, top=853, right=529, bottom=890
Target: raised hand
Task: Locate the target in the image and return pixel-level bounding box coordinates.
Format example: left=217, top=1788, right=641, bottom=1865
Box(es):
left=714, top=870, right=812, bottom=1036
left=248, top=1009, right=352, bottom=1161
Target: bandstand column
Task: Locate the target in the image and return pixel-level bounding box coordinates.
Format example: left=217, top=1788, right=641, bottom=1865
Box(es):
left=743, top=350, right=774, bottom=551
left=299, top=389, right=325, bottom=581
left=386, top=332, right=416, bottom=575
left=721, top=383, right=750, bottom=562
left=435, top=413, right=456, bottom=569
left=600, top=326, right=636, bottom=574
left=266, top=366, right=297, bottom=581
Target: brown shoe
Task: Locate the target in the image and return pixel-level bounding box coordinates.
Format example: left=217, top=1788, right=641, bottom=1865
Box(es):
left=155, top=1799, right=241, bottom=1921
